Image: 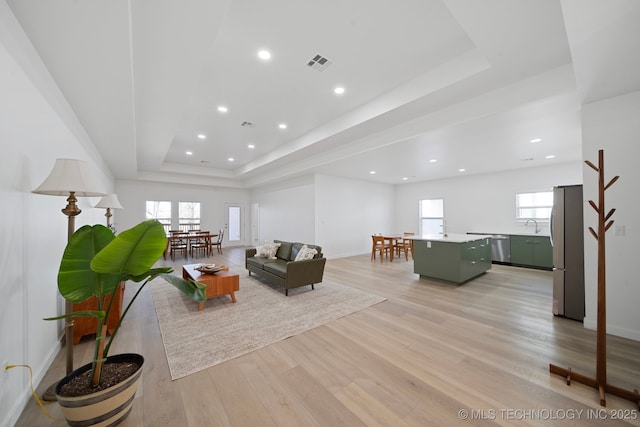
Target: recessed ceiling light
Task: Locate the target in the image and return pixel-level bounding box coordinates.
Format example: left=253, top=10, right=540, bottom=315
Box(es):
left=402, top=177, right=408, bottom=180
left=247, top=144, right=255, bottom=149
left=186, top=151, right=193, bottom=156
left=369, top=171, right=376, bottom=175
left=197, top=134, right=206, bottom=140
left=530, top=138, right=542, bottom=143
left=217, top=106, right=228, bottom=113
left=458, top=168, right=466, bottom=172
left=545, top=155, right=555, bottom=159
left=228, top=157, right=235, bottom=162
left=258, top=50, right=271, bottom=60
left=278, top=123, right=287, bottom=129
left=429, top=159, right=438, bottom=163
left=334, top=87, right=345, bottom=95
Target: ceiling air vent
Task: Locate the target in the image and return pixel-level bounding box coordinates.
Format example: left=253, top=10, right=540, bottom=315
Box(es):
left=241, top=121, right=255, bottom=128
left=307, top=54, right=332, bottom=72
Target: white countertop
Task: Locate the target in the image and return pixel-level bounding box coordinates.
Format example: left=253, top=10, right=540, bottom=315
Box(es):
left=407, top=233, right=492, bottom=243
left=467, top=231, right=550, bottom=237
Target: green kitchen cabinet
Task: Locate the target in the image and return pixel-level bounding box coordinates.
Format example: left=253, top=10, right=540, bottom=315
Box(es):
left=413, top=236, right=491, bottom=284
left=510, top=235, right=552, bottom=269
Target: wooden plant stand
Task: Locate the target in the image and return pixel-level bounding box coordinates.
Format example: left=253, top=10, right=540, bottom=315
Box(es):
left=549, top=149, right=639, bottom=407
left=71, top=283, right=124, bottom=344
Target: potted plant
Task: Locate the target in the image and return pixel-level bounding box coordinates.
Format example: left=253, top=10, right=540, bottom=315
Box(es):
left=46, top=219, right=205, bottom=426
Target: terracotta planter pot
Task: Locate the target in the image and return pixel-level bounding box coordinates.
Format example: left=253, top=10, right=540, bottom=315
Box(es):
left=55, top=353, right=144, bottom=427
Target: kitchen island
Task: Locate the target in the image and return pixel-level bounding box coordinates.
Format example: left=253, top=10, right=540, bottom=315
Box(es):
left=409, top=234, right=492, bottom=284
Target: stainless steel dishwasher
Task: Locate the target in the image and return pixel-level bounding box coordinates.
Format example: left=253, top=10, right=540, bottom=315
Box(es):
left=489, top=235, right=510, bottom=264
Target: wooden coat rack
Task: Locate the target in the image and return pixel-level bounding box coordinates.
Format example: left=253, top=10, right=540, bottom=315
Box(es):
left=549, top=149, right=639, bottom=407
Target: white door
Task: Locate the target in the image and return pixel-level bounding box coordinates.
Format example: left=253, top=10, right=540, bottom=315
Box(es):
left=225, top=203, right=242, bottom=244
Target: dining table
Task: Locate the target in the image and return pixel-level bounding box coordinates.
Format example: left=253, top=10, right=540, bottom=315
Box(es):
left=163, top=231, right=218, bottom=260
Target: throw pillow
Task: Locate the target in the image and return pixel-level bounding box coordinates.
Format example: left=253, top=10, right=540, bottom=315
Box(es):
left=294, top=244, right=317, bottom=261
left=255, top=241, right=281, bottom=259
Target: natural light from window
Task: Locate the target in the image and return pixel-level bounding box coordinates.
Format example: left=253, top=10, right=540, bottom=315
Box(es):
left=179, top=202, right=201, bottom=231
left=146, top=201, right=172, bottom=233
left=419, top=198, right=444, bottom=235
left=515, top=191, right=553, bottom=221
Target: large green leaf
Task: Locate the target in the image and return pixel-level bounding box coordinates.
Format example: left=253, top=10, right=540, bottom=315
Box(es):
left=91, top=220, right=167, bottom=276
left=160, top=273, right=207, bottom=302
left=57, top=225, right=119, bottom=302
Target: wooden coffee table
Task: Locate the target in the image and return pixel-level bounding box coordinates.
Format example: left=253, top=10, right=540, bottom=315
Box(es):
left=182, top=264, right=239, bottom=311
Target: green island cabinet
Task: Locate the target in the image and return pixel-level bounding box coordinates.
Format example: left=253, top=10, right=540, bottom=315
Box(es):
left=412, top=234, right=491, bottom=284
left=509, top=235, right=553, bottom=269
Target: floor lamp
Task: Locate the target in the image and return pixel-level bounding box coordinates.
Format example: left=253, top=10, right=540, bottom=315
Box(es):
left=94, top=193, right=124, bottom=231
left=32, top=158, right=106, bottom=400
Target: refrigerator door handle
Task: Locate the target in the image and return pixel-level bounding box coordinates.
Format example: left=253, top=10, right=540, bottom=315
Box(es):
left=549, top=205, right=554, bottom=247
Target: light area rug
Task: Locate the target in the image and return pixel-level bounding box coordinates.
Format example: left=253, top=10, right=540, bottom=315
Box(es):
left=150, top=274, right=386, bottom=380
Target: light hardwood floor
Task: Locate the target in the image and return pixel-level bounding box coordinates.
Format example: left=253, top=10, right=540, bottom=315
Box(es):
left=16, top=248, right=640, bottom=426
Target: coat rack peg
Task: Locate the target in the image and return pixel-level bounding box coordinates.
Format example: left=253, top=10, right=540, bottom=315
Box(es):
left=585, top=160, right=599, bottom=171
left=605, top=175, right=620, bottom=190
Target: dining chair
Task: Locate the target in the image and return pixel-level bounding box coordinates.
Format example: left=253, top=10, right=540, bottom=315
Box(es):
left=190, top=231, right=210, bottom=258
left=398, top=232, right=415, bottom=261
left=371, top=235, right=391, bottom=262
left=211, top=228, right=224, bottom=254
left=169, top=233, right=188, bottom=261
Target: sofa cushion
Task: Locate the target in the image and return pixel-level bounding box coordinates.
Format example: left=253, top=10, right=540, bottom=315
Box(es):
left=294, top=244, right=317, bottom=261
left=307, top=244, right=322, bottom=258
left=255, top=241, right=281, bottom=259
left=290, top=242, right=323, bottom=260
left=247, top=256, right=278, bottom=269
left=263, top=259, right=288, bottom=278
left=290, top=243, right=303, bottom=261
left=274, top=240, right=292, bottom=260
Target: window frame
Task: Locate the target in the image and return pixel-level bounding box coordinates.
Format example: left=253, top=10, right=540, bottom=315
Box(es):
left=178, top=201, right=201, bottom=232
left=515, top=191, right=553, bottom=222
left=145, top=200, right=172, bottom=233
left=419, top=198, right=444, bottom=235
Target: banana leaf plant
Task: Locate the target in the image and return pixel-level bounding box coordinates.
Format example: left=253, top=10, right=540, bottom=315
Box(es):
left=45, top=220, right=206, bottom=387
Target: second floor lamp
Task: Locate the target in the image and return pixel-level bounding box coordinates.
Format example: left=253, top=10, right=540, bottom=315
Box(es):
left=94, top=193, right=124, bottom=231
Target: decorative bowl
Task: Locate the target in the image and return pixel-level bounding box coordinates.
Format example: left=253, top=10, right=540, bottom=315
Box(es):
left=195, top=264, right=225, bottom=274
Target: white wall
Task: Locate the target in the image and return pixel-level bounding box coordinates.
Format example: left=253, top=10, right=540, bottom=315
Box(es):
left=581, top=90, right=640, bottom=341
left=395, top=162, right=583, bottom=236
left=115, top=179, right=251, bottom=246
left=248, top=174, right=395, bottom=259
left=0, top=17, right=113, bottom=427
left=250, top=175, right=316, bottom=245
left=316, top=174, right=395, bottom=258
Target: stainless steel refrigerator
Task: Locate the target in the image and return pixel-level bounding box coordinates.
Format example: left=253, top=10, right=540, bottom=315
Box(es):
left=551, top=184, right=585, bottom=321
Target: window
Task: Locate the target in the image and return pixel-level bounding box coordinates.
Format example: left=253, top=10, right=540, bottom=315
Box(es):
left=419, top=198, right=444, bottom=235
left=146, top=201, right=172, bottom=233
left=515, top=191, right=553, bottom=221
left=179, top=202, right=201, bottom=231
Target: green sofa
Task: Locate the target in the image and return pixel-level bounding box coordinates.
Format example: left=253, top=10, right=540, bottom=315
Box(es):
left=245, top=240, right=326, bottom=295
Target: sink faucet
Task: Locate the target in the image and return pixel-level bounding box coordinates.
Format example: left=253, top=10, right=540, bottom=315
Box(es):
left=525, top=219, right=541, bottom=234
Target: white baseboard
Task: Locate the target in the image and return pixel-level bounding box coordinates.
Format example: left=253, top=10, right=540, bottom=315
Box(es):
left=583, top=317, right=640, bottom=342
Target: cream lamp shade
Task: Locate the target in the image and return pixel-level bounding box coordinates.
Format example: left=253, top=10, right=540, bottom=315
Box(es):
left=32, top=158, right=106, bottom=197
left=94, top=193, right=124, bottom=209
